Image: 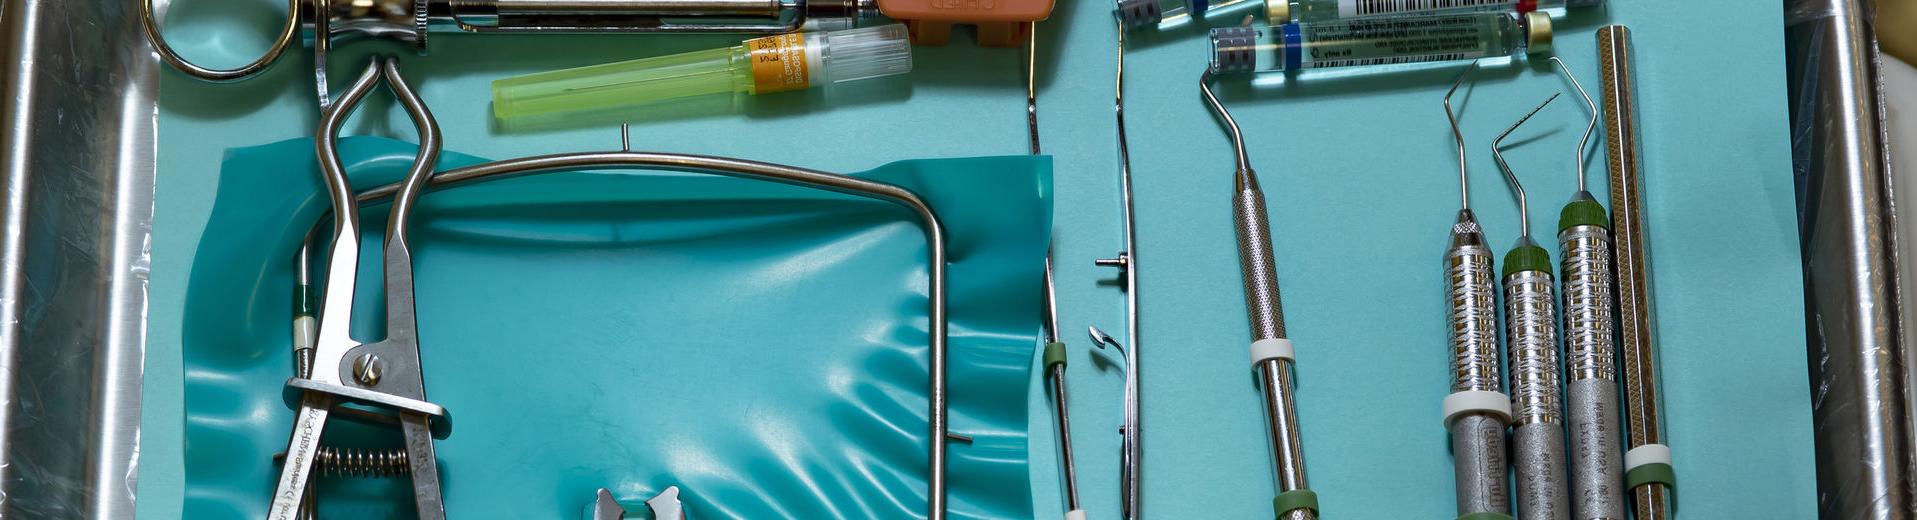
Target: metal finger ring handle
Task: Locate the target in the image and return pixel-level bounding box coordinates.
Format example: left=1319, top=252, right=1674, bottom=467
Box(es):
left=140, top=0, right=299, bottom=82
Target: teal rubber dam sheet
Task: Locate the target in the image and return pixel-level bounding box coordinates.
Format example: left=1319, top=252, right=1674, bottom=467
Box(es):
left=146, top=0, right=1811, bottom=517
left=177, top=137, right=1049, bottom=518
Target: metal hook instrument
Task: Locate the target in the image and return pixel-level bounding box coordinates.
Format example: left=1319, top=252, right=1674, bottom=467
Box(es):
left=1090, top=13, right=1144, bottom=520
left=1554, top=57, right=1598, bottom=195
left=1438, top=60, right=1513, bottom=520
left=1200, top=69, right=1316, bottom=520
left=1492, top=92, right=1572, bottom=520
left=1549, top=55, right=1628, bottom=520
left=1026, top=19, right=1087, bottom=520
left=1492, top=93, right=1557, bottom=246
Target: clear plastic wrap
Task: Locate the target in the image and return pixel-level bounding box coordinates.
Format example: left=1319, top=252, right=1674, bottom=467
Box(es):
left=0, top=0, right=158, bottom=518
left=1787, top=0, right=1916, bottom=517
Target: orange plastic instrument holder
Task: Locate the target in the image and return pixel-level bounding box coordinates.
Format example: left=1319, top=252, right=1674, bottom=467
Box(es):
left=877, top=0, right=1053, bottom=47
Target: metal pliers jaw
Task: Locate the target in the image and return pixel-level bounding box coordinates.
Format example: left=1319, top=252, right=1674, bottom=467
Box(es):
left=267, top=55, right=450, bottom=520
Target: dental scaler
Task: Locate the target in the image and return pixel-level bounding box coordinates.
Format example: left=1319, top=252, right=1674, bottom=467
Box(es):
left=1437, top=62, right=1513, bottom=520
left=1493, top=93, right=1571, bottom=520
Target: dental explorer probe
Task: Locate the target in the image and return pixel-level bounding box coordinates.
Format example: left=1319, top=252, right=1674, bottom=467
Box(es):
left=1494, top=93, right=1569, bottom=520
left=1549, top=56, right=1627, bottom=520
left=1439, top=61, right=1513, bottom=520
left=1029, top=20, right=1087, bottom=520
left=1200, top=70, right=1317, bottom=520
left=1088, top=14, right=1144, bottom=520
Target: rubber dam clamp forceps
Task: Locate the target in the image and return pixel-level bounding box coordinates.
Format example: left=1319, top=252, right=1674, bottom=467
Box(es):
left=1087, top=12, right=1144, bottom=520
left=268, top=55, right=450, bottom=520
left=1024, top=19, right=1088, bottom=520
left=140, top=0, right=880, bottom=103
left=287, top=126, right=959, bottom=519
left=1597, top=25, right=1674, bottom=520
left=1547, top=56, right=1627, bottom=520
left=1438, top=61, right=1514, bottom=520
left=1199, top=71, right=1317, bottom=520
left=1493, top=92, right=1570, bottom=520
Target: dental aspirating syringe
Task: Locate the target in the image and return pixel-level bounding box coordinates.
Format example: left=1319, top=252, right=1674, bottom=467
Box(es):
left=490, top=25, right=912, bottom=122
left=1207, top=12, right=1550, bottom=76
left=143, top=0, right=884, bottom=104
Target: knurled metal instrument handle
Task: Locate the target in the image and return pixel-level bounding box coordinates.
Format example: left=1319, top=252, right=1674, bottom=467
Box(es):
left=1447, top=246, right=1501, bottom=393
left=1560, top=225, right=1617, bottom=381
left=1560, top=223, right=1628, bottom=519
left=1506, top=269, right=1568, bottom=519
left=1234, top=187, right=1287, bottom=340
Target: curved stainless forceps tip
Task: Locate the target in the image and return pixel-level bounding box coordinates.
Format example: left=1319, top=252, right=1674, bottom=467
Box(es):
left=268, top=55, right=449, bottom=520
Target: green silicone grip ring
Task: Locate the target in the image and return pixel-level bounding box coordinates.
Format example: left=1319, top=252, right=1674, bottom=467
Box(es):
left=293, top=284, right=316, bottom=317
left=1626, top=461, right=1678, bottom=512
left=1273, top=489, right=1319, bottom=517
left=1626, top=461, right=1676, bottom=490
left=1042, top=341, right=1067, bottom=369
left=1558, top=198, right=1610, bottom=232
left=1458, top=513, right=1516, bottom=520
left=1501, top=243, right=1553, bottom=277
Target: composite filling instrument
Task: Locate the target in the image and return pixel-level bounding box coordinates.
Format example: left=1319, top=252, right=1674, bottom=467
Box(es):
left=1201, top=69, right=1317, bottom=520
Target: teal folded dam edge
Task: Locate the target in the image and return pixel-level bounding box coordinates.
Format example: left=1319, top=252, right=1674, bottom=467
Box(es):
left=177, top=136, right=1051, bottom=518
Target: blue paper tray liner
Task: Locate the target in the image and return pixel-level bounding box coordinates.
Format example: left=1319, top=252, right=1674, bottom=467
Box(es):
left=179, top=136, right=1051, bottom=519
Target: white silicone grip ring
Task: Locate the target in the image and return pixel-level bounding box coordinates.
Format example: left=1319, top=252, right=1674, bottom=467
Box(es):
left=1624, top=443, right=1673, bottom=471
left=1250, top=338, right=1295, bottom=365
left=1441, top=390, right=1512, bottom=429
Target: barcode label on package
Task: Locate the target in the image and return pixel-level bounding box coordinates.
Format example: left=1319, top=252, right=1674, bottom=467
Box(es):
left=1309, top=52, right=1475, bottom=69
left=1338, top=0, right=1514, bottom=17
left=1290, top=16, right=1492, bottom=69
